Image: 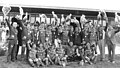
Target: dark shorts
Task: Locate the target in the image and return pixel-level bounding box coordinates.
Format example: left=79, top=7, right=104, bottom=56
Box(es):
left=8, top=39, right=17, bottom=46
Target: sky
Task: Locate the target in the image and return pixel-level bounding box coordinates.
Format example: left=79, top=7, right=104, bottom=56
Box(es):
left=0, top=0, right=120, bottom=11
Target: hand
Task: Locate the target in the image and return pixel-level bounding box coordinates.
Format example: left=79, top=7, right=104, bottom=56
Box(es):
left=95, top=54, right=98, bottom=56
left=23, top=36, right=26, bottom=40
left=11, top=35, right=14, bottom=38
left=37, top=41, right=40, bottom=44
left=65, top=55, right=68, bottom=58
left=68, top=39, right=70, bottom=42
left=15, top=15, right=21, bottom=20
left=77, top=54, right=80, bottom=56
left=19, top=7, right=24, bottom=20
left=27, top=40, right=31, bottom=43
left=47, top=55, right=50, bottom=57
left=56, top=54, right=58, bottom=56
left=4, top=15, right=8, bottom=20
left=23, top=12, right=28, bottom=20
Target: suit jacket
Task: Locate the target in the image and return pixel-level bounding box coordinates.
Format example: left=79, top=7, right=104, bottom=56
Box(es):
left=17, top=20, right=29, bottom=41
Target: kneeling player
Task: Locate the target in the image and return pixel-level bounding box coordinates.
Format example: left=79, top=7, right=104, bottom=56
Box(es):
left=36, top=43, right=45, bottom=66
left=28, top=44, right=39, bottom=67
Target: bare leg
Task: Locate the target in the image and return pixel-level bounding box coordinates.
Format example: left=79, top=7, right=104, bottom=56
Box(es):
left=38, top=58, right=45, bottom=66
left=98, top=41, right=103, bottom=61
left=101, top=40, right=105, bottom=60
left=48, top=56, right=54, bottom=65
left=28, top=58, right=35, bottom=67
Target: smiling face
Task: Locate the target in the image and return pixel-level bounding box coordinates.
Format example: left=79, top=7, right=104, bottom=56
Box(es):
left=39, top=24, right=44, bottom=30
left=12, top=22, right=18, bottom=28
left=75, top=27, right=79, bottom=32
left=39, top=43, right=43, bottom=47
left=33, top=44, right=36, bottom=49
left=27, top=24, right=31, bottom=29
left=69, top=42, right=73, bottom=47
left=34, top=26, right=38, bottom=31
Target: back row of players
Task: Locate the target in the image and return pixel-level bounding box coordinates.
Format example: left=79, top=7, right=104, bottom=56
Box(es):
left=4, top=10, right=107, bottom=67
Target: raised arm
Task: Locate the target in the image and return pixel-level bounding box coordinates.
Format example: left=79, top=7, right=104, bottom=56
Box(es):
left=17, top=7, right=26, bottom=29
left=17, top=19, right=25, bottom=29
left=5, top=18, right=12, bottom=31
left=103, top=11, right=108, bottom=23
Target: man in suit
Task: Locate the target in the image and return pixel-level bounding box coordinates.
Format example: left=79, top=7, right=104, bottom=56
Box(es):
left=5, top=17, right=18, bottom=62
left=16, top=14, right=32, bottom=61
left=16, top=22, right=22, bottom=60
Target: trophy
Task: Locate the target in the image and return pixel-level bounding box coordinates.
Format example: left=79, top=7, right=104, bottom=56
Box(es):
left=19, top=6, right=24, bottom=20
left=2, top=5, right=11, bottom=19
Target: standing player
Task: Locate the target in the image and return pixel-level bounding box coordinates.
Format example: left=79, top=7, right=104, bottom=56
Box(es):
left=5, top=17, right=18, bottom=62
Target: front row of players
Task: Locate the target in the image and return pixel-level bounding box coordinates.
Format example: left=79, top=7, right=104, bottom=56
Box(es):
left=27, top=37, right=97, bottom=67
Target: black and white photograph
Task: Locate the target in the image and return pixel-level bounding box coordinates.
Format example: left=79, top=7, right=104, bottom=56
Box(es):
left=0, top=0, right=120, bottom=68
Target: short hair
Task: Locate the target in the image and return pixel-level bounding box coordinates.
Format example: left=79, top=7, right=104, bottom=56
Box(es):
left=11, top=17, right=18, bottom=26
left=11, top=17, right=18, bottom=23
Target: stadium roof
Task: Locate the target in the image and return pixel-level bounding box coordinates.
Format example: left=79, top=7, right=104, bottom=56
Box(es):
left=1, top=0, right=120, bottom=12
left=0, top=0, right=120, bottom=17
